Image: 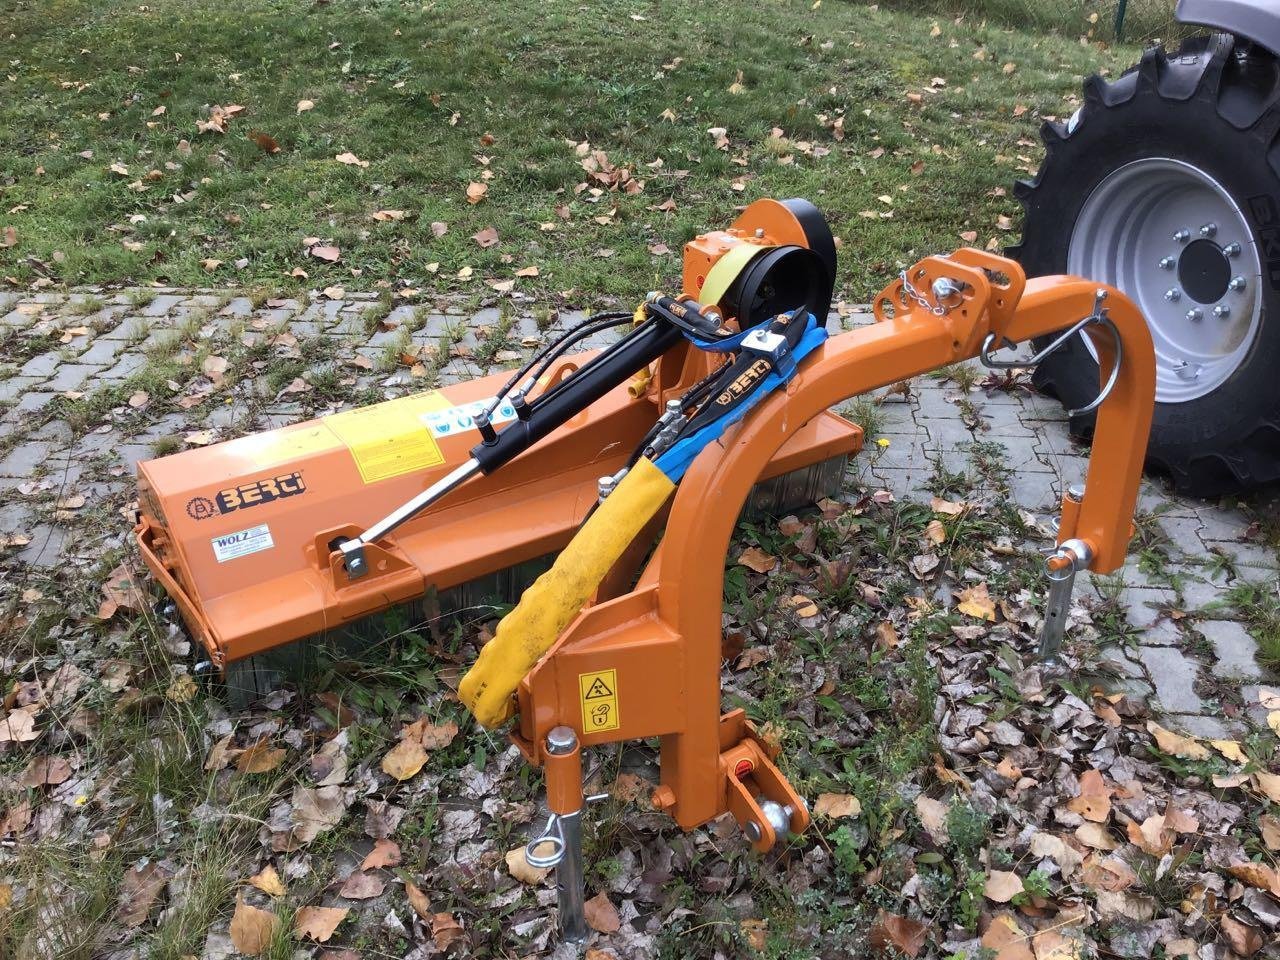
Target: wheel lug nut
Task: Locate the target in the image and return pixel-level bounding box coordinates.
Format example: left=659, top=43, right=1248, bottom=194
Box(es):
left=1213, top=304, right=1231, bottom=318
left=1185, top=308, right=1203, bottom=321
left=1224, top=242, right=1242, bottom=257
left=1173, top=229, right=1191, bottom=242
left=1164, top=288, right=1181, bottom=302
left=1229, top=276, right=1246, bottom=292
left=1159, top=257, right=1176, bottom=270
left=1200, top=222, right=1218, bottom=238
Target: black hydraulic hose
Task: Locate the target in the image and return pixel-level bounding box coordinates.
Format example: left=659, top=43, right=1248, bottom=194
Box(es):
left=521, top=314, right=635, bottom=401
left=481, top=310, right=633, bottom=420
left=470, top=318, right=684, bottom=474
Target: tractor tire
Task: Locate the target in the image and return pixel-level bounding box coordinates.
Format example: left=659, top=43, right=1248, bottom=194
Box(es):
left=1011, top=34, right=1280, bottom=497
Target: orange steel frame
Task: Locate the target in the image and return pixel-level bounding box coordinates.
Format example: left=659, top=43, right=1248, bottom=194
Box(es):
left=514, top=250, right=1155, bottom=849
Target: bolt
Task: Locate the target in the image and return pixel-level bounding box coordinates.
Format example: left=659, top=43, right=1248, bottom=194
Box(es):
left=1224, top=242, right=1242, bottom=257
left=546, top=726, right=577, bottom=756
left=1213, top=304, right=1231, bottom=318
left=1229, top=276, right=1246, bottom=292
left=1174, top=361, right=1201, bottom=381
left=1164, top=288, right=1181, bottom=302
left=1185, top=308, right=1203, bottom=322
left=1200, top=222, right=1218, bottom=238
left=1159, top=257, right=1176, bottom=270
left=753, top=227, right=765, bottom=239
left=1173, top=229, right=1191, bottom=242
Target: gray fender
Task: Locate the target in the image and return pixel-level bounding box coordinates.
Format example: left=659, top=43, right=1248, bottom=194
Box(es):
left=1176, top=0, right=1280, bottom=54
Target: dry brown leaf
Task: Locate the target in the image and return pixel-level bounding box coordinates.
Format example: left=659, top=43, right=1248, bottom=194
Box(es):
left=956, top=582, right=996, bottom=621
left=248, top=864, right=286, bottom=897
left=813, top=793, right=862, bottom=819
left=295, top=905, right=348, bottom=942
left=471, top=226, right=499, bottom=248
left=1074, top=821, right=1117, bottom=850
left=1255, top=771, right=1280, bottom=803
left=335, top=152, right=368, bottom=168
left=868, top=909, right=928, bottom=958
left=1127, top=814, right=1174, bottom=857
left=465, top=181, right=488, bottom=203
left=405, top=880, right=432, bottom=921
left=309, top=245, right=341, bottom=263
left=981, top=912, right=1033, bottom=960
left=1065, top=768, right=1111, bottom=823
left=380, top=737, right=427, bottom=781
left=431, top=912, right=465, bottom=950
left=338, top=870, right=385, bottom=900
left=1228, top=861, right=1280, bottom=896
left=361, top=838, right=401, bottom=870
left=296, top=99, right=315, bottom=113
left=371, top=209, right=406, bottom=221
left=915, top=795, right=950, bottom=845
left=1259, top=813, right=1280, bottom=851
left=506, top=846, right=550, bottom=885
left=1032, top=927, right=1083, bottom=960
left=230, top=896, right=279, bottom=955
left=236, top=740, right=286, bottom=775
left=1146, top=720, right=1210, bottom=760
left=584, top=891, right=620, bottom=933
left=737, top=546, right=777, bottom=573
left=117, top=861, right=170, bottom=927
left=984, top=870, right=1024, bottom=903
left=1220, top=915, right=1264, bottom=957
left=20, top=755, right=72, bottom=788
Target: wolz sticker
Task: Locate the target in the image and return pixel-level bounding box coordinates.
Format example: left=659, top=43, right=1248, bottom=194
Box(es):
left=186, top=471, right=305, bottom=520
left=211, top=523, right=274, bottom=563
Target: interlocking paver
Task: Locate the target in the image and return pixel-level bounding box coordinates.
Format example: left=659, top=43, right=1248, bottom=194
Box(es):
left=0, top=287, right=1273, bottom=739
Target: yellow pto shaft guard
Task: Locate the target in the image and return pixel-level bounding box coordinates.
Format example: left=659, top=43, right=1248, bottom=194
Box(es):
left=459, top=456, right=676, bottom=727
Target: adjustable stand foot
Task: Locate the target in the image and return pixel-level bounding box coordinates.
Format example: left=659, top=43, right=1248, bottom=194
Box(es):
left=527, top=726, right=587, bottom=945
left=1038, top=537, right=1092, bottom=667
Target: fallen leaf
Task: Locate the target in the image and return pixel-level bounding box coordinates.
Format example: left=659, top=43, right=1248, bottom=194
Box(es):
left=405, top=881, right=432, bottom=921
left=295, top=905, right=348, bottom=942
left=981, top=912, right=1033, bottom=960
left=584, top=891, right=620, bottom=933
left=1147, top=721, right=1210, bottom=760
left=117, top=861, right=170, bottom=927
left=1255, top=771, right=1280, bottom=803
left=309, top=245, right=341, bottom=263
left=957, top=582, right=996, bottom=621
left=249, top=131, right=280, bottom=154
left=465, top=181, right=488, bottom=203
left=985, top=870, right=1024, bottom=903
left=471, top=226, right=499, bottom=248
left=297, top=99, right=315, bottom=113
left=230, top=896, right=279, bottom=955
left=380, top=737, right=427, bottom=781
left=371, top=209, right=406, bottom=221
left=236, top=740, right=287, bottom=774
left=431, top=912, right=464, bottom=950
left=0, top=709, right=38, bottom=743
left=1220, top=915, right=1264, bottom=956
left=361, top=839, right=401, bottom=870
left=814, top=793, right=861, bottom=819
left=737, top=546, right=777, bottom=573
left=868, top=909, right=928, bottom=958
left=915, top=795, right=950, bottom=845
left=506, top=845, right=551, bottom=885
left=335, top=151, right=369, bottom=168
left=248, top=864, right=286, bottom=897
left=338, top=870, right=385, bottom=900
left=1066, top=769, right=1111, bottom=823
left=1228, top=861, right=1280, bottom=896
left=1259, top=813, right=1280, bottom=851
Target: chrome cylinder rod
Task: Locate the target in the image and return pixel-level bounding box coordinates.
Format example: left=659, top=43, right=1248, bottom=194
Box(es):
left=1038, top=538, right=1092, bottom=663
left=339, top=458, right=481, bottom=577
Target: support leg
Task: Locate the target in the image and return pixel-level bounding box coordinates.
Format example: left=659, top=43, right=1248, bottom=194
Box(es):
left=540, top=726, right=586, bottom=944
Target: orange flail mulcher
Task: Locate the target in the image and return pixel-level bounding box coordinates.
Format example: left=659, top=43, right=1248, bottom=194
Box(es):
left=135, top=199, right=1154, bottom=945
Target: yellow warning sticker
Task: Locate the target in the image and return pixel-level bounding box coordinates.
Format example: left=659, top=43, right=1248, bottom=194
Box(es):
left=578, top=669, right=620, bottom=733
left=323, top=391, right=453, bottom=484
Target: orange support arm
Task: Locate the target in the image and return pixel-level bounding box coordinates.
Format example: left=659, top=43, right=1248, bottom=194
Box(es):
left=512, top=250, right=1154, bottom=842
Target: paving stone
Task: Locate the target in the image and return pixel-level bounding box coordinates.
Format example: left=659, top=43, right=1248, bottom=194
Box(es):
left=1137, top=645, right=1205, bottom=714
left=141, top=294, right=186, bottom=316
left=0, top=377, right=43, bottom=404
left=76, top=337, right=126, bottom=365
left=44, top=364, right=103, bottom=392
left=19, top=352, right=60, bottom=378
left=100, top=352, right=147, bottom=380
left=1202, top=538, right=1280, bottom=570
left=1240, top=684, right=1280, bottom=726
left=17, top=525, right=68, bottom=567
left=1161, top=713, right=1241, bottom=740
left=9, top=392, right=56, bottom=415
left=1198, top=620, right=1264, bottom=680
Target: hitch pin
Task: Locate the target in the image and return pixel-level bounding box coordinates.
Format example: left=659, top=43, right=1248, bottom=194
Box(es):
left=1039, top=536, right=1093, bottom=664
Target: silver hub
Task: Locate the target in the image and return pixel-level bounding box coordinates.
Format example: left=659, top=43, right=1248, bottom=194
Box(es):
left=1068, top=158, right=1263, bottom=403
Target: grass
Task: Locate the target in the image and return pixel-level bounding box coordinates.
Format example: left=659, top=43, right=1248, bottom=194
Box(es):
left=0, top=0, right=1140, bottom=304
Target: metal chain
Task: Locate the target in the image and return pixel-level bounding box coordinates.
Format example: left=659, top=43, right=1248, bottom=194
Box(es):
left=898, top=270, right=950, bottom=317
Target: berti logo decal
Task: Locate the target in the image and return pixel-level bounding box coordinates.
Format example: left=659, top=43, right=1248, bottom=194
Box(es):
left=185, top=471, right=306, bottom=520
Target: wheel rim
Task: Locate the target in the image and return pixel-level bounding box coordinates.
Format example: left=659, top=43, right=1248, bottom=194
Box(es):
left=1067, top=158, right=1263, bottom=404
